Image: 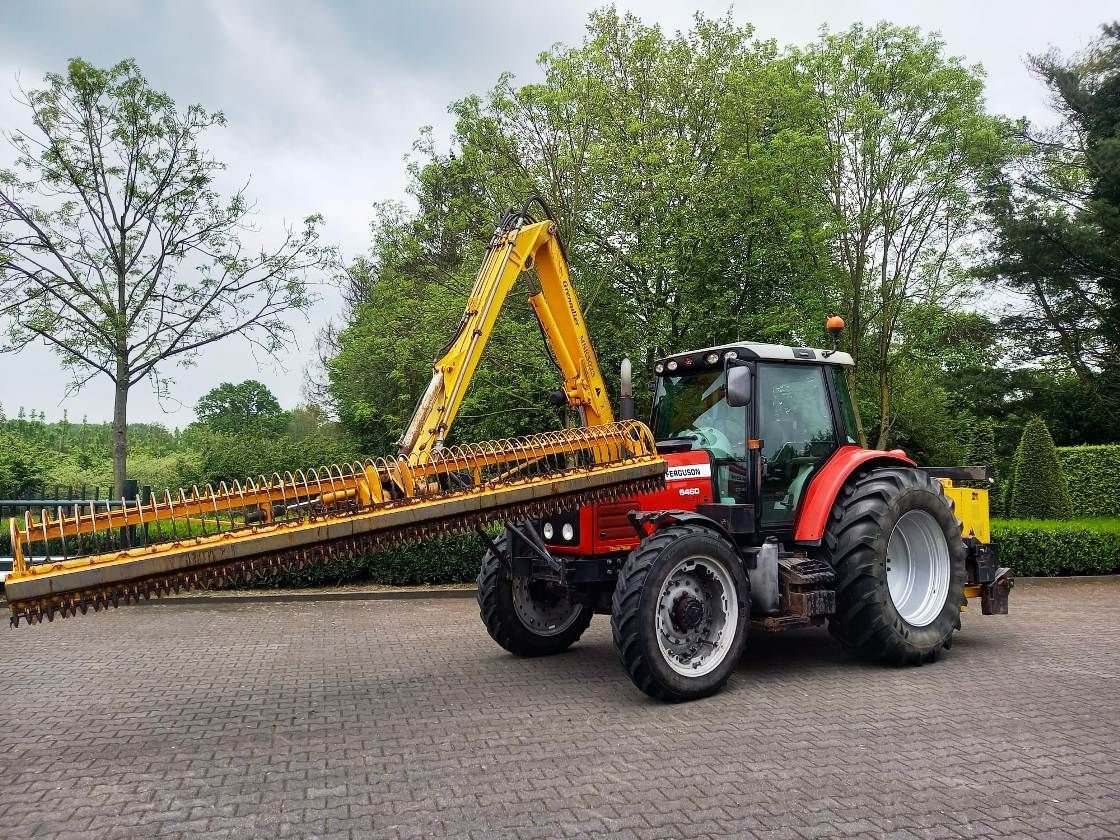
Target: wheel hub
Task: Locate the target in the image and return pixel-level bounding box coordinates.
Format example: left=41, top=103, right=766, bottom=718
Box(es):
left=655, top=557, right=738, bottom=677
left=886, top=509, right=951, bottom=627
left=511, top=578, right=583, bottom=636
left=671, top=593, right=706, bottom=631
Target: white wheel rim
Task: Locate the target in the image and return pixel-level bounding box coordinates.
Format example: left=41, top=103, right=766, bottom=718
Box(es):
left=655, top=555, right=739, bottom=677
left=511, top=578, right=582, bottom=636
left=886, top=510, right=951, bottom=627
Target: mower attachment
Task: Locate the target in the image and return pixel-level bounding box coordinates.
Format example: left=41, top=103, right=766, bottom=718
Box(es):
left=6, top=421, right=665, bottom=626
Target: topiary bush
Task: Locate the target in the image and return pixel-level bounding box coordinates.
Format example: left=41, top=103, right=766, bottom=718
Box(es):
left=991, top=518, right=1120, bottom=576
left=1009, top=416, right=1074, bottom=519
left=1057, top=444, right=1120, bottom=518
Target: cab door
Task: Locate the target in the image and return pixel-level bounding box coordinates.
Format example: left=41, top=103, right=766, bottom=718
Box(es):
left=754, top=363, right=840, bottom=531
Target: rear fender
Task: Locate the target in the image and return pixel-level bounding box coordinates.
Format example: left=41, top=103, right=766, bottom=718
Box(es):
left=793, top=446, right=916, bottom=545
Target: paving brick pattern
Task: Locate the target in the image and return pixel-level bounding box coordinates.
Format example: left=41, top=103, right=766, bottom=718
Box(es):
left=2, top=578, right=1118, bottom=839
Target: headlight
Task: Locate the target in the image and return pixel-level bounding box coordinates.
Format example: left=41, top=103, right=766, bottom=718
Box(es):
left=542, top=522, right=554, bottom=540
left=706, top=352, right=719, bottom=364
left=654, top=363, right=664, bottom=374
left=666, top=360, right=678, bottom=372
left=724, top=350, right=738, bottom=360
left=561, top=523, right=575, bottom=541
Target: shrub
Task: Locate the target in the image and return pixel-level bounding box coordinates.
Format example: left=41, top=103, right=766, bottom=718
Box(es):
left=241, top=531, right=485, bottom=588
left=1009, top=416, right=1073, bottom=519
left=1057, top=444, right=1120, bottom=518
left=991, top=518, right=1120, bottom=576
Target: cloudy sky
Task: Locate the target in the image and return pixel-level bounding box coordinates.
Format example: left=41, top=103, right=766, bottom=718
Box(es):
left=1, top=0, right=1114, bottom=427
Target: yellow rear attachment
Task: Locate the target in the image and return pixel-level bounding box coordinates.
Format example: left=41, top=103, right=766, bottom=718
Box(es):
left=5, top=421, right=665, bottom=626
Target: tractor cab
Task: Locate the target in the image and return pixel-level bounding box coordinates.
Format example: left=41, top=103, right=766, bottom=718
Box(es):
left=649, top=342, right=858, bottom=537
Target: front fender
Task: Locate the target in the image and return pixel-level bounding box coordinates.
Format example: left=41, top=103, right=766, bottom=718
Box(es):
left=628, top=509, right=738, bottom=549
left=793, top=446, right=916, bottom=545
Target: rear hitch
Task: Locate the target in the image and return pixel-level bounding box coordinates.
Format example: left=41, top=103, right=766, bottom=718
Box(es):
left=981, top=567, right=1014, bottom=615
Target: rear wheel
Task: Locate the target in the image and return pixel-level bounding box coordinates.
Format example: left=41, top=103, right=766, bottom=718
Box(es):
left=612, top=524, right=749, bottom=702
left=822, top=467, right=966, bottom=665
left=477, top=531, right=593, bottom=657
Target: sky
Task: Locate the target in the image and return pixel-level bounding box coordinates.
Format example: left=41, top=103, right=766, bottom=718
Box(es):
left=0, top=0, right=1114, bottom=427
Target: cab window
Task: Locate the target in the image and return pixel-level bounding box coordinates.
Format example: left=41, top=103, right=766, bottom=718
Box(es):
left=830, top=366, right=862, bottom=446
left=756, top=363, right=838, bottom=527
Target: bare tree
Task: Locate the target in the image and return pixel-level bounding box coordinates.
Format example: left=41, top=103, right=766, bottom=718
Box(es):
left=0, top=58, right=336, bottom=493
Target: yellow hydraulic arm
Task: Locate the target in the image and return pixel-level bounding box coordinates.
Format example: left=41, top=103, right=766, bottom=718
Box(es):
left=399, top=201, right=614, bottom=462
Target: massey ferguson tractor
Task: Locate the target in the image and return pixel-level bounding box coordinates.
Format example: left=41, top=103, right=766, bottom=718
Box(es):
left=5, top=200, right=1012, bottom=702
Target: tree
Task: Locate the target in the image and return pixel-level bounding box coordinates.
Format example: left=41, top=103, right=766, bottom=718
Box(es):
left=0, top=58, right=335, bottom=494
left=0, top=429, right=55, bottom=496
left=981, top=22, right=1120, bottom=399
left=968, top=418, right=997, bottom=474
left=325, top=11, right=837, bottom=449
left=799, top=23, right=1012, bottom=447
left=194, top=380, right=285, bottom=435
left=1009, top=416, right=1074, bottom=519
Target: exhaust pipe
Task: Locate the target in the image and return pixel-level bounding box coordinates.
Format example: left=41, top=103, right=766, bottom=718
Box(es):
left=620, top=358, right=634, bottom=421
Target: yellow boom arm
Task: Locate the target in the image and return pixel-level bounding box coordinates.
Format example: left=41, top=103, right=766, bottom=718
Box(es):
left=398, top=210, right=614, bottom=462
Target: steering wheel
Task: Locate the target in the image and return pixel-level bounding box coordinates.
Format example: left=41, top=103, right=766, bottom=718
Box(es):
left=677, top=426, right=736, bottom=460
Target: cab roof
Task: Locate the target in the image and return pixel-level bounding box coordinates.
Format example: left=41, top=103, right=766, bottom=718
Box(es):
left=654, top=342, right=854, bottom=373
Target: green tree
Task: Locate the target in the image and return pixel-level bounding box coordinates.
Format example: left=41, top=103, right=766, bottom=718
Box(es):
left=0, top=58, right=334, bottom=495
left=0, top=429, right=55, bottom=496
left=194, top=380, right=285, bottom=435
left=326, top=10, right=837, bottom=448
left=968, top=418, right=997, bottom=474
left=981, top=23, right=1120, bottom=423
left=1010, top=416, right=1074, bottom=519
left=799, top=23, right=1012, bottom=447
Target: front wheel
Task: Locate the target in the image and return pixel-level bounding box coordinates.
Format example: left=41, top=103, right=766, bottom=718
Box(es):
left=611, top=524, right=750, bottom=702
left=477, top=531, right=593, bottom=657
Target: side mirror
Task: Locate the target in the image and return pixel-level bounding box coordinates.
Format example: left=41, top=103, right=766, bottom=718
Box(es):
left=726, top=364, right=752, bottom=407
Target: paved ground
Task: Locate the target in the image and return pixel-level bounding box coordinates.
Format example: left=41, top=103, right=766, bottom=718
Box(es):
left=2, top=578, right=1118, bottom=840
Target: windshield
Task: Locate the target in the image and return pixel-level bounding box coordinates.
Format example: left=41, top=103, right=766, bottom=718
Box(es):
left=651, top=371, right=746, bottom=459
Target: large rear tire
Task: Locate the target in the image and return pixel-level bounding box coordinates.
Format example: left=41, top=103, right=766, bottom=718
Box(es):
left=822, top=467, right=967, bottom=665
left=611, top=524, right=750, bottom=702
left=477, top=531, right=593, bottom=657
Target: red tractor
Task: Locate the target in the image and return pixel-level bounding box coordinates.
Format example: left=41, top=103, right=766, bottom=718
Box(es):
left=478, top=332, right=1011, bottom=701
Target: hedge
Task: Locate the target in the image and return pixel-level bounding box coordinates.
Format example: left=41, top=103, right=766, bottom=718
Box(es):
left=1057, top=445, right=1120, bottom=519
left=1, top=521, right=487, bottom=588
left=991, top=518, right=1120, bottom=577
left=238, top=531, right=486, bottom=588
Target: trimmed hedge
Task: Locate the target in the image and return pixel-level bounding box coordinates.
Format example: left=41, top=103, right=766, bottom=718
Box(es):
left=240, top=531, right=486, bottom=588
left=991, top=518, right=1120, bottom=576
left=0, top=521, right=487, bottom=588
left=1057, top=445, right=1120, bottom=519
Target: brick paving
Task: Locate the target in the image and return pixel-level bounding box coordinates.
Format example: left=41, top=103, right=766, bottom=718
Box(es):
left=2, top=577, right=1118, bottom=839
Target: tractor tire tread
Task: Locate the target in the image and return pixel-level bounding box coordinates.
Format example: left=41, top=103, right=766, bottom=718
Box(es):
left=822, top=467, right=967, bottom=666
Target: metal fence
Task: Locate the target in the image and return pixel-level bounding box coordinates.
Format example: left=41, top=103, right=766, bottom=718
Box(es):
left=1, top=483, right=121, bottom=520
left=2, top=482, right=152, bottom=575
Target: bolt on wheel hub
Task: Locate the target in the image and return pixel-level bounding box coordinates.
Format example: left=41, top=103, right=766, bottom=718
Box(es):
left=671, top=593, right=706, bottom=631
